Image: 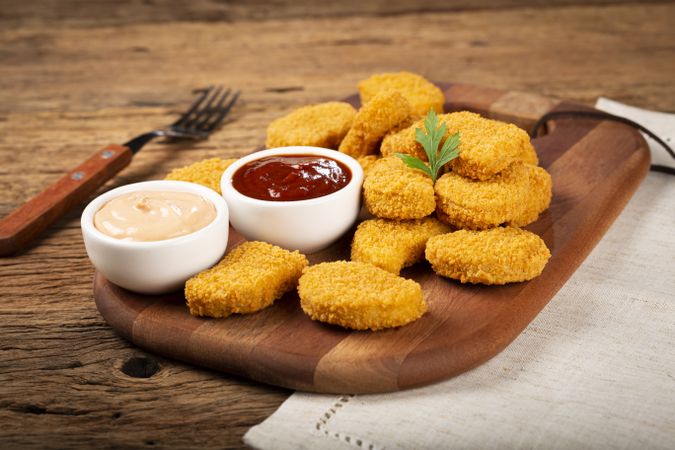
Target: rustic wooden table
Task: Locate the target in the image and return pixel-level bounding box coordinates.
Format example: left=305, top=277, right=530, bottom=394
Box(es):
left=1, top=1, right=673, bottom=448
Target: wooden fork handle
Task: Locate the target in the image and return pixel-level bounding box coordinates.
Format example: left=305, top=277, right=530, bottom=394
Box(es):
left=0, top=144, right=133, bottom=256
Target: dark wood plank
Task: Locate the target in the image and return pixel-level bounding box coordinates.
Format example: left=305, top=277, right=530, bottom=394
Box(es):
left=93, top=84, right=651, bottom=394
left=2, top=0, right=670, bottom=28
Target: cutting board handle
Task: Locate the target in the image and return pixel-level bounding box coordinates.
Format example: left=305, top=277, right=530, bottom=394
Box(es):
left=0, top=144, right=132, bottom=256
left=443, top=83, right=564, bottom=133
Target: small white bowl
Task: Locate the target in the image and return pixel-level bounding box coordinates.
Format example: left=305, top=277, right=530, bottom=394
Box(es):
left=221, top=146, right=364, bottom=253
left=81, top=180, right=229, bottom=294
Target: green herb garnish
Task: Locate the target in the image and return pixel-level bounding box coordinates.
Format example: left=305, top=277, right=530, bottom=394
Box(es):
left=394, top=110, right=460, bottom=183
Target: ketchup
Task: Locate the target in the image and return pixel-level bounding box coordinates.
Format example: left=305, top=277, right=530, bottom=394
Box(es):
left=232, top=154, right=351, bottom=201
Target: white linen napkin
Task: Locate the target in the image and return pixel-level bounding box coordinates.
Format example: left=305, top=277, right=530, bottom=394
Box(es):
left=244, top=101, right=675, bottom=450
left=595, top=97, right=675, bottom=170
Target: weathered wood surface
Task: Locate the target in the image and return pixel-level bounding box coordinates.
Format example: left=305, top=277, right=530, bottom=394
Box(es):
left=3, top=0, right=673, bottom=28
left=1, top=1, right=674, bottom=448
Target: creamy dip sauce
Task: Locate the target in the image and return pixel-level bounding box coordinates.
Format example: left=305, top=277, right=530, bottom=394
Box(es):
left=94, top=191, right=216, bottom=242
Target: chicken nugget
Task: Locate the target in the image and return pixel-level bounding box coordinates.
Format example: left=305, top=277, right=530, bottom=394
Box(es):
left=363, top=156, right=436, bottom=220
left=358, top=71, right=445, bottom=117
left=435, top=163, right=551, bottom=230
left=165, top=157, right=237, bottom=194
left=510, top=164, right=553, bottom=227
left=380, top=122, right=427, bottom=160
left=338, top=91, right=411, bottom=158
left=266, top=102, right=356, bottom=149
left=356, top=155, right=380, bottom=178
left=381, top=111, right=538, bottom=180
left=425, top=227, right=551, bottom=284
left=185, top=241, right=308, bottom=318
left=449, top=112, right=539, bottom=180
left=298, top=261, right=426, bottom=330
left=516, top=139, right=539, bottom=166
left=351, top=218, right=449, bottom=274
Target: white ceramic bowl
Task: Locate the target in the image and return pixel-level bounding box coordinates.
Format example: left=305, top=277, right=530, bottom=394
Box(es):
left=81, top=180, right=229, bottom=294
left=221, top=146, right=364, bottom=253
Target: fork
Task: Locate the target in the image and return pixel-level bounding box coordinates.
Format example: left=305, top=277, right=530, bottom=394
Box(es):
left=0, top=86, right=240, bottom=256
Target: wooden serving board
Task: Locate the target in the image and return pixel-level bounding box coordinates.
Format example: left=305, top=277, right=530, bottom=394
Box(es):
left=94, top=83, right=650, bottom=394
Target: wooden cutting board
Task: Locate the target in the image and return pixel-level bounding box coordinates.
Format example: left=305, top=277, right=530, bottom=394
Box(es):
left=94, top=83, right=650, bottom=394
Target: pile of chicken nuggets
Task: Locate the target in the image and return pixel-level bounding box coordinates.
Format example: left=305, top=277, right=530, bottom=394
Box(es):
left=168, top=71, right=553, bottom=331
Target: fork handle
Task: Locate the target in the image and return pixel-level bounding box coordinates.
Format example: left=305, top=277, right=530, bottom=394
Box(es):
left=0, top=144, right=133, bottom=256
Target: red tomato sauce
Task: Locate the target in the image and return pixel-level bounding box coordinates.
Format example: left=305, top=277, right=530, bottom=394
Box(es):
left=232, top=154, right=351, bottom=201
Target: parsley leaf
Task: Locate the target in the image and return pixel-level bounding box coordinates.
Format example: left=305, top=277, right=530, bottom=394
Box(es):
left=394, top=110, right=460, bottom=183
left=394, top=153, right=433, bottom=178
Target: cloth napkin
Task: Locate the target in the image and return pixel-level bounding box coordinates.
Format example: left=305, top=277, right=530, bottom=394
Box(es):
left=595, top=97, right=675, bottom=170
left=244, top=100, right=675, bottom=450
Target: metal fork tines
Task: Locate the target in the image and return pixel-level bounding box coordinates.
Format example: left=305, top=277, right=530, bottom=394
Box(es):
left=125, top=86, right=240, bottom=153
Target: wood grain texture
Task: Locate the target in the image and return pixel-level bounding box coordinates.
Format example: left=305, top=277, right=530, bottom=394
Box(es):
left=93, top=83, right=651, bottom=394
left=0, top=144, right=132, bottom=255
left=3, top=0, right=671, bottom=28
left=1, top=1, right=673, bottom=448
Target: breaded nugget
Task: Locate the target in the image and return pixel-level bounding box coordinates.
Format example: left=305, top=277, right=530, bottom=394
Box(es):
left=266, top=102, right=356, bottom=149
left=358, top=71, right=445, bottom=117
left=450, top=112, right=539, bottom=180
left=380, top=123, right=427, bottom=160
left=338, top=91, right=411, bottom=158
left=185, top=241, right=308, bottom=318
left=356, top=155, right=380, bottom=178
left=510, top=164, right=553, bottom=227
left=165, top=157, right=237, bottom=194
left=425, top=227, right=551, bottom=284
left=363, top=156, right=436, bottom=220
left=435, top=163, right=552, bottom=230
left=517, top=139, right=539, bottom=166
left=298, top=261, right=426, bottom=330
left=351, top=218, right=449, bottom=274
left=380, top=111, right=539, bottom=180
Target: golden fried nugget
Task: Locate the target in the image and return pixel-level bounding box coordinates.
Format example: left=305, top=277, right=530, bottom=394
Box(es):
left=298, top=261, right=426, bottom=330
left=358, top=71, right=445, bottom=117
left=351, top=218, right=449, bottom=274
left=363, top=156, right=436, bottom=220
left=380, top=111, right=538, bottom=180
left=381, top=123, right=427, bottom=160
left=510, top=164, right=553, bottom=227
left=265, top=102, right=356, bottom=149
left=356, top=155, right=380, bottom=177
left=185, top=241, right=308, bottom=318
left=165, top=158, right=237, bottom=194
left=450, top=113, right=540, bottom=180
left=517, top=140, right=539, bottom=166
left=338, top=91, right=411, bottom=158
left=425, top=227, right=551, bottom=284
left=435, top=163, right=552, bottom=230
